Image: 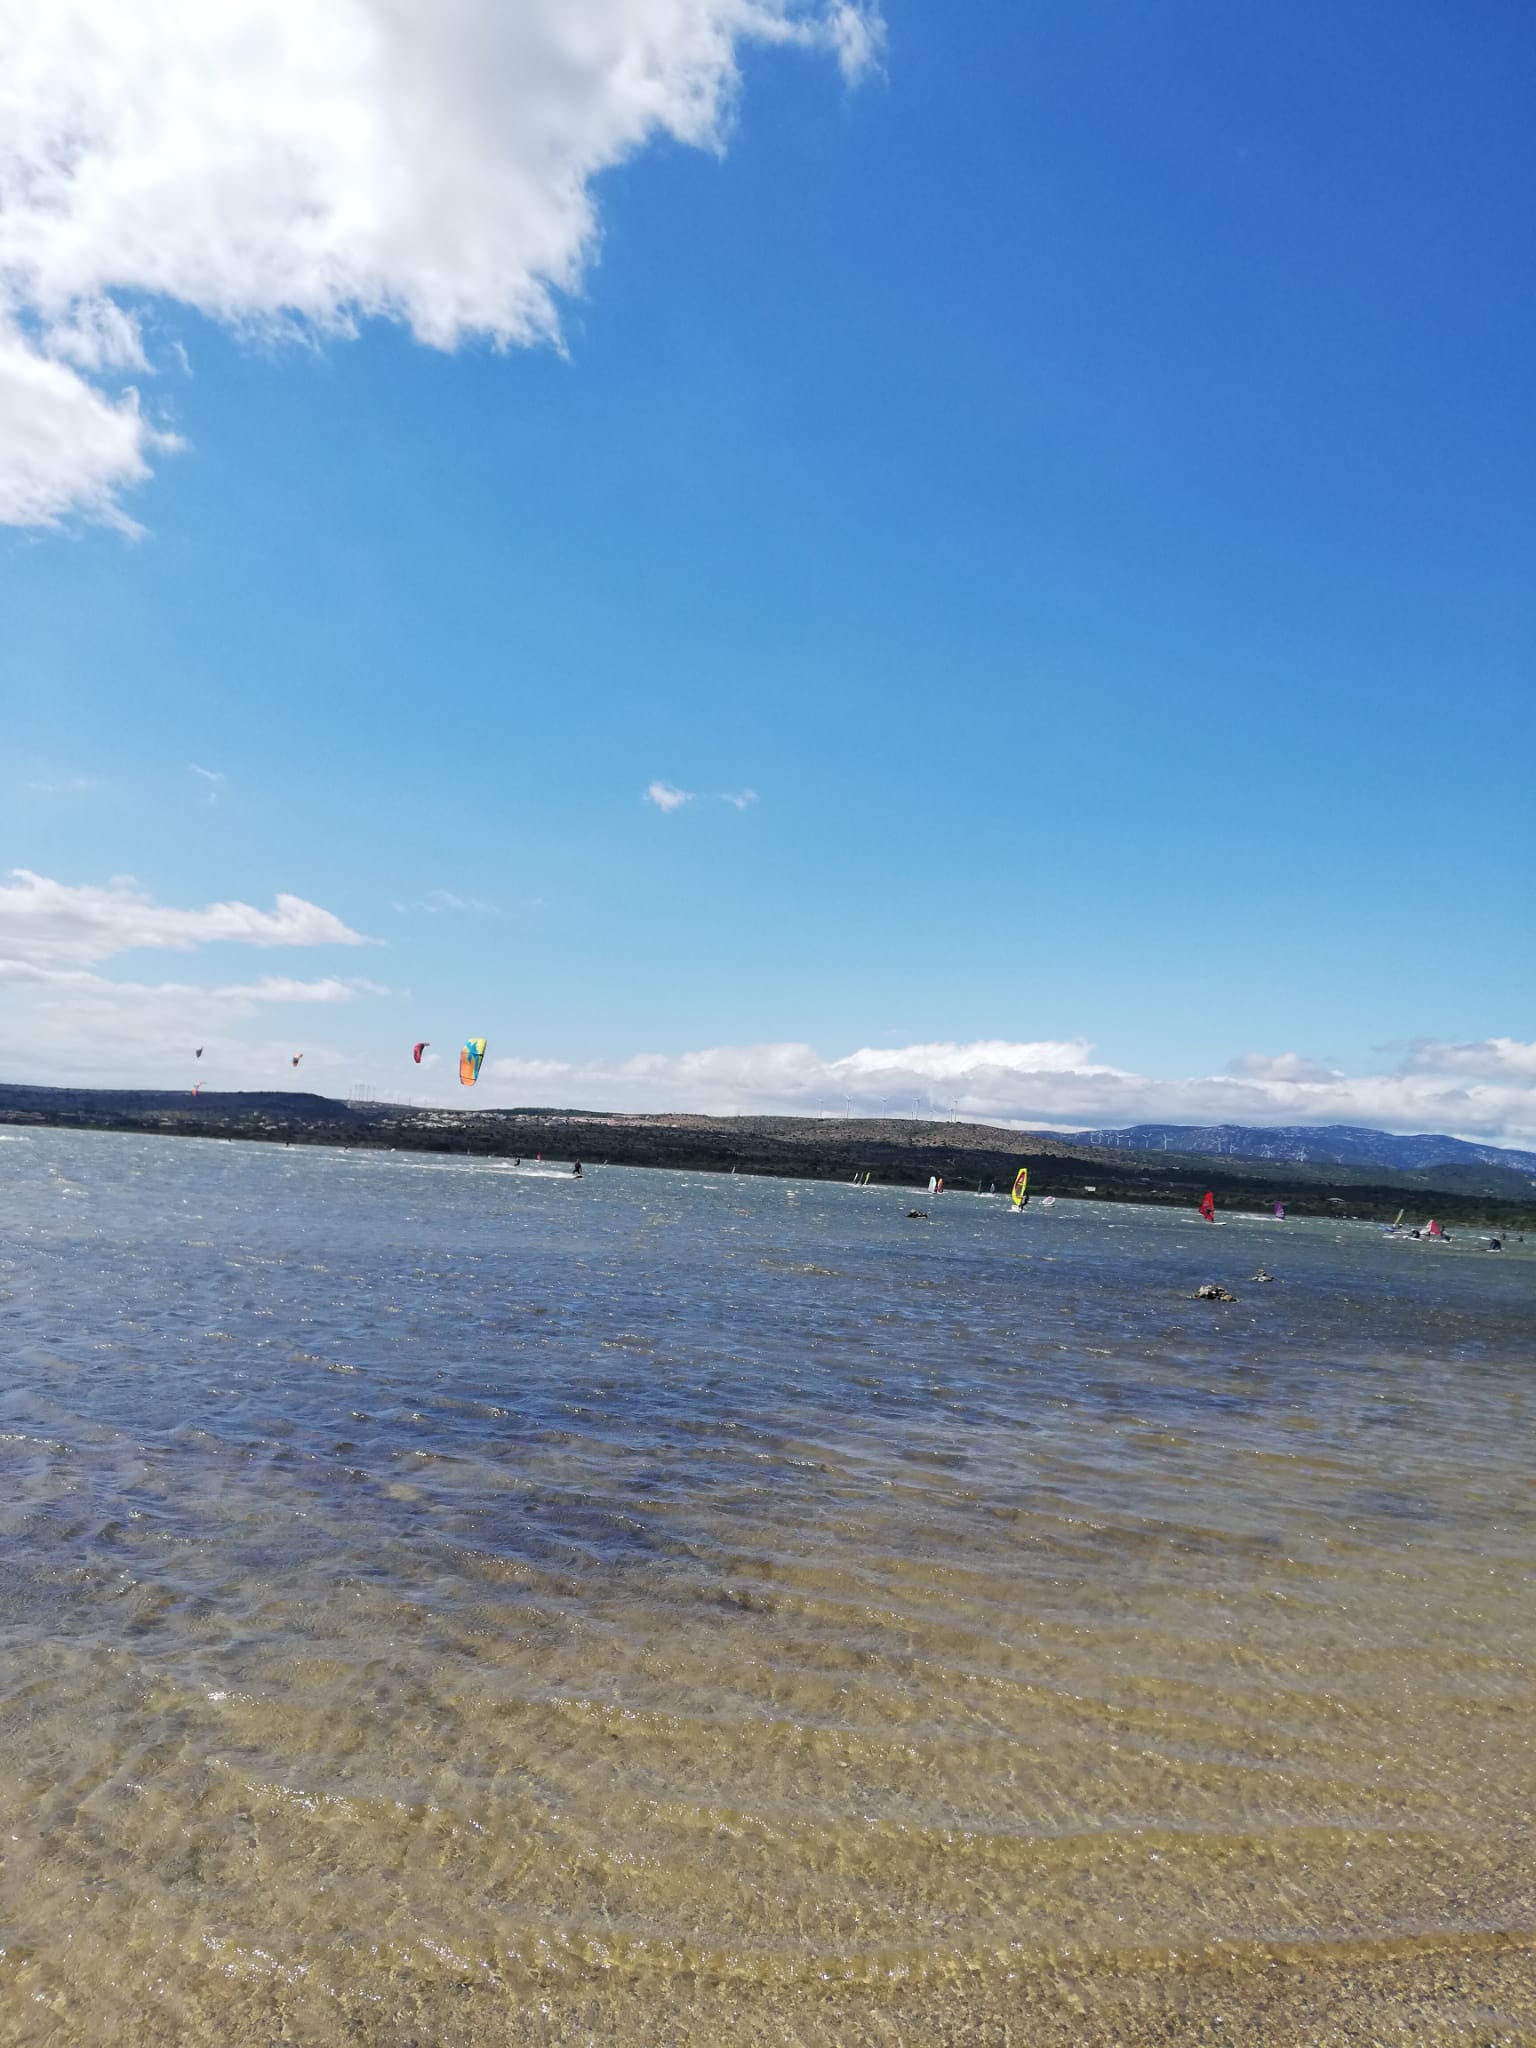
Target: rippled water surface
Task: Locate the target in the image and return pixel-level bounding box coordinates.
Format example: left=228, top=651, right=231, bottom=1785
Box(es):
left=2, top=1129, right=1535, bottom=2045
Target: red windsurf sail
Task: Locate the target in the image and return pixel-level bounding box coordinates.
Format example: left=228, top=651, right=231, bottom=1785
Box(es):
left=1199, top=1190, right=1216, bottom=1222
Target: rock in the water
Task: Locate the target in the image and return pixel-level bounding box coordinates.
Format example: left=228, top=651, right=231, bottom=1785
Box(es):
left=907, top=1209, right=929, bottom=1219
left=1195, top=1283, right=1238, bottom=1301
left=1251, top=1269, right=1274, bottom=1282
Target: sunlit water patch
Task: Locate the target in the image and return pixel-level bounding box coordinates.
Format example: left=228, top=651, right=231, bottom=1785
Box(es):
left=1, top=1129, right=1534, bottom=2044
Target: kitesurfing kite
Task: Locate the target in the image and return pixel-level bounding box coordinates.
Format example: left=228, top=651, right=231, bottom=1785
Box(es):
left=1011, top=1167, right=1029, bottom=1209
left=194, top=1047, right=203, bottom=1059
left=1199, top=1190, right=1216, bottom=1223
left=412, top=1042, right=428, bottom=1064
left=460, top=1038, right=487, bottom=1087
left=292, top=1054, right=303, bottom=1068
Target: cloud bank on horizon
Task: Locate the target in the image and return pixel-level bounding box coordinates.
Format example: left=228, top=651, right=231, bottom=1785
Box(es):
left=2, top=872, right=1534, bottom=1147
left=0, top=0, right=882, bottom=529
left=485, top=1036, right=1536, bottom=1149
left=0, top=869, right=383, bottom=1079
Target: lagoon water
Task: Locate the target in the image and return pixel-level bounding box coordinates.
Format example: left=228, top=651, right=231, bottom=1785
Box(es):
left=2, top=1128, right=1534, bottom=2045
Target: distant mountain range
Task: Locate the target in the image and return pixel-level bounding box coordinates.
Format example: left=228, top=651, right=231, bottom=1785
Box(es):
left=1069, top=1122, right=1536, bottom=1178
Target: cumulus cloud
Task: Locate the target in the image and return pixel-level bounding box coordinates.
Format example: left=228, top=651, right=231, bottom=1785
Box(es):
left=0, top=0, right=882, bottom=527
left=644, top=780, right=694, bottom=812
left=1397, top=1037, right=1536, bottom=1080
left=0, top=868, right=368, bottom=965
left=475, top=1034, right=1536, bottom=1148
left=0, top=323, right=177, bottom=532
left=0, top=869, right=384, bottom=1085
left=720, top=788, right=759, bottom=809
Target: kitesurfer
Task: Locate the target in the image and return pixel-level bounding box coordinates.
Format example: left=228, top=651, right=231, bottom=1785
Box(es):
left=573, top=1161, right=583, bottom=1178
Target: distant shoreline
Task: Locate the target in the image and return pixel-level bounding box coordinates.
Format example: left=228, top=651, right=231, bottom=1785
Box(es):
left=3, top=1084, right=1532, bottom=1228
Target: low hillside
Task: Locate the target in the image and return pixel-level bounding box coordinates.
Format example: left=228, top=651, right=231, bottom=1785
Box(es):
left=3, top=1085, right=1532, bottom=1228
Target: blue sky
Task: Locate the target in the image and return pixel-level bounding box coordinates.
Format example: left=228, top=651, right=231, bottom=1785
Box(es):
left=2, top=0, right=1533, bottom=1137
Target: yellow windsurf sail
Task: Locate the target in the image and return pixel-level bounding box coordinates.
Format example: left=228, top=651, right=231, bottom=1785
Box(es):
left=1011, top=1167, right=1029, bottom=1208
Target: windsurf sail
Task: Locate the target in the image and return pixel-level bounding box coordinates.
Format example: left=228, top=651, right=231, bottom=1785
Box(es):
left=1273, top=1201, right=1285, bottom=1219
left=413, top=1042, right=429, bottom=1064
left=1426, top=1217, right=1443, bottom=1238
left=460, top=1038, right=487, bottom=1087
left=1011, top=1167, right=1029, bottom=1209
left=1200, top=1190, right=1216, bottom=1223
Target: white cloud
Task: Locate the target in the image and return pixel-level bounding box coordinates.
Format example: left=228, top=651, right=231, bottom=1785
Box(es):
left=0, top=869, right=384, bottom=1085
left=0, top=960, right=381, bottom=1007
left=1398, top=1037, right=1536, bottom=1081
left=475, top=1034, right=1536, bottom=1148
left=0, top=868, right=369, bottom=965
left=0, top=0, right=882, bottom=527
left=426, top=888, right=496, bottom=913
left=0, top=322, right=177, bottom=532
left=0, top=962, right=387, bottom=1086
left=644, top=780, right=694, bottom=812
left=720, top=788, right=758, bottom=809
left=26, top=774, right=98, bottom=796
left=393, top=889, right=500, bottom=914
left=189, top=763, right=226, bottom=806
left=1226, top=1051, right=1342, bottom=1085
left=43, top=298, right=149, bottom=374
